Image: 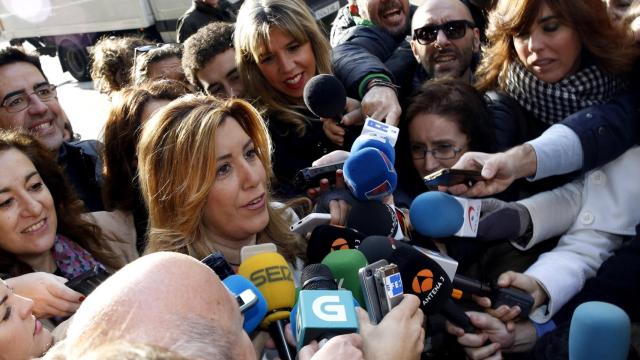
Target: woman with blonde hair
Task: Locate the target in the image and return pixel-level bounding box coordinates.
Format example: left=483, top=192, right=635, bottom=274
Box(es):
left=476, top=0, right=638, bottom=155
left=235, top=0, right=362, bottom=197
left=137, top=95, right=303, bottom=266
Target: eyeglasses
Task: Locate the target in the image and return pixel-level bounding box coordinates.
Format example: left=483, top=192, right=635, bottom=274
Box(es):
left=410, top=143, right=464, bottom=160
left=133, top=43, right=174, bottom=69
left=1, top=84, right=58, bottom=113
left=413, top=20, right=475, bottom=45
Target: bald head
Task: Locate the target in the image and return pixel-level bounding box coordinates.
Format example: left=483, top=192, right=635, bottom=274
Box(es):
left=62, top=252, right=255, bottom=360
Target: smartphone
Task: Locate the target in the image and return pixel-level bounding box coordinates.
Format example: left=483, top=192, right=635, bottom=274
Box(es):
left=359, top=260, right=386, bottom=324
left=66, top=266, right=111, bottom=296
left=423, top=168, right=483, bottom=188
left=373, top=263, right=404, bottom=315
left=290, top=213, right=332, bottom=235
left=236, top=288, right=258, bottom=313
left=293, top=162, right=344, bottom=190
left=491, top=287, right=534, bottom=320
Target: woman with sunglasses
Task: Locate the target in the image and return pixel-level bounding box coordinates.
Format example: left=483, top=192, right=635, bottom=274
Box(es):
left=234, top=0, right=363, bottom=198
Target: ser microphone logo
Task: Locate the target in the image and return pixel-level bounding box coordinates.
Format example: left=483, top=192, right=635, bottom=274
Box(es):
left=312, top=295, right=347, bottom=322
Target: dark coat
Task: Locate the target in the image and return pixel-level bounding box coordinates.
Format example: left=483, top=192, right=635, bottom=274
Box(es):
left=58, top=140, right=104, bottom=212
left=176, top=1, right=235, bottom=43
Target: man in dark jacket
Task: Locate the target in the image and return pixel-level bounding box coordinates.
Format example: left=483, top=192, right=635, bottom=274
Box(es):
left=0, top=47, right=104, bottom=212
left=176, top=0, right=236, bottom=43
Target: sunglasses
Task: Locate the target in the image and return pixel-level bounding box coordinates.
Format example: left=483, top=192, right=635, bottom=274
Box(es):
left=413, top=20, right=475, bottom=45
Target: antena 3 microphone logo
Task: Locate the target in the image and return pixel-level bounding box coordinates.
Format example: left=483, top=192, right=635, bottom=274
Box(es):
left=411, top=269, right=445, bottom=307
left=312, top=295, right=347, bottom=322
left=331, top=238, right=350, bottom=251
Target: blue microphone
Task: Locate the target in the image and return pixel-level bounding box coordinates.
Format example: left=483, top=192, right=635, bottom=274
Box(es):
left=343, top=147, right=397, bottom=201
left=295, top=264, right=359, bottom=350
left=223, top=274, right=268, bottom=333
left=410, top=192, right=481, bottom=238
left=350, top=134, right=395, bottom=164
left=569, top=301, right=631, bottom=360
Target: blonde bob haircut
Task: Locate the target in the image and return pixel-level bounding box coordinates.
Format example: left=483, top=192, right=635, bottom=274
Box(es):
left=137, top=95, right=303, bottom=262
left=234, top=0, right=332, bottom=136
left=475, top=0, right=639, bottom=92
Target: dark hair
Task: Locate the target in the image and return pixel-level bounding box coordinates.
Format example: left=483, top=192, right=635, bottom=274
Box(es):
left=397, top=79, right=495, bottom=197
left=90, top=36, right=153, bottom=95
left=0, top=130, right=122, bottom=277
left=0, top=46, right=47, bottom=80
left=182, top=22, right=235, bottom=91
left=102, top=79, right=191, bottom=212
left=132, top=44, right=184, bottom=85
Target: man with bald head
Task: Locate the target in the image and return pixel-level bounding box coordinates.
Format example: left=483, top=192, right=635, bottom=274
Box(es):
left=410, top=0, right=480, bottom=85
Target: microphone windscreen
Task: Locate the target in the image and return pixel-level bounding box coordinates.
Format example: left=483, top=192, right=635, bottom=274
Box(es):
left=350, top=134, right=396, bottom=164
left=223, top=274, right=268, bottom=333
left=321, top=249, right=368, bottom=306
left=388, top=246, right=452, bottom=314
left=410, top=192, right=463, bottom=238
left=358, top=235, right=409, bottom=263
left=346, top=200, right=399, bottom=238
left=306, top=224, right=364, bottom=264
left=303, top=74, right=347, bottom=119
left=343, top=148, right=397, bottom=201
left=569, top=301, right=631, bottom=360
left=301, top=263, right=338, bottom=291
left=238, top=252, right=296, bottom=327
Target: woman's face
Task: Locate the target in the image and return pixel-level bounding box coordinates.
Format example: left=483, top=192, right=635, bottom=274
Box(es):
left=409, top=113, right=469, bottom=178
left=0, top=281, right=53, bottom=360
left=202, top=116, right=269, bottom=243
left=513, top=2, right=582, bottom=83
left=605, top=0, right=638, bottom=23
left=0, top=149, right=57, bottom=264
left=256, top=28, right=317, bottom=99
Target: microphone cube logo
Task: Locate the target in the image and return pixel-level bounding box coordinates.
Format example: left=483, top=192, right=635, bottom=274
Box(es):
left=312, top=295, right=347, bottom=322
left=412, top=269, right=434, bottom=293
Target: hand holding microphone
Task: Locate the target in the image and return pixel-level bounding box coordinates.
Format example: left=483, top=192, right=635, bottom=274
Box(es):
left=445, top=311, right=515, bottom=360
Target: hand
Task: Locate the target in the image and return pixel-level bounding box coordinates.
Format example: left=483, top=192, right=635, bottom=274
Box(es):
left=321, top=118, right=346, bottom=147
left=470, top=296, right=520, bottom=325
left=299, top=333, right=364, bottom=360
left=443, top=145, right=537, bottom=197
left=311, top=150, right=350, bottom=167
left=361, top=86, right=401, bottom=127
left=6, top=272, right=83, bottom=318
left=446, top=311, right=513, bottom=360
left=476, top=198, right=532, bottom=242
left=312, top=171, right=352, bottom=226
left=340, top=97, right=365, bottom=127
left=357, top=294, right=425, bottom=360
left=497, top=271, right=548, bottom=309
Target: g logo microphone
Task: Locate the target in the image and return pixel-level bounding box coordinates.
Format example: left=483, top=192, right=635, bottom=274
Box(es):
left=331, top=238, right=350, bottom=251
left=312, top=295, right=347, bottom=322
left=412, top=269, right=434, bottom=294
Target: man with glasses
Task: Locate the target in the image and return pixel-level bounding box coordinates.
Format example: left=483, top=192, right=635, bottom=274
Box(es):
left=0, top=47, right=103, bottom=211
left=410, top=0, right=480, bottom=85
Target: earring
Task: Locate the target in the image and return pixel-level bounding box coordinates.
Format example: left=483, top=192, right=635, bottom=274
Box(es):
left=349, top=2, right=359, bottom=15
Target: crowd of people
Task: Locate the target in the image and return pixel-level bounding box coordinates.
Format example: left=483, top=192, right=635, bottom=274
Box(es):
left=0, top=0, right=638, bottom=359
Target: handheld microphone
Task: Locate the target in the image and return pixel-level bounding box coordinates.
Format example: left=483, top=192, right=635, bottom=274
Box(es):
left=346, top=201, right=400, bottom=238
left=388, top=246, right=475, bottom=333
left=303, top=74, right=347, bottom=120
left=295, top=263, right=359, bottom=350
left=321, top=249, right=368, bottom=306
left=569, top=301, right=631, bottom=360
left=350, top=133, right=396, bottom=165
left=238, top=252, right=297, bottom=360
left=410, top=192, right=481, bottom=238
left=358, top=235, right=409, bottom=263
left=343, top=147, right=397, bottom=201
left=201, top=251, right=235, bottom=280
left=222, top=274, right=268, bottom=333
left=306, top=224, right=364, bottom=264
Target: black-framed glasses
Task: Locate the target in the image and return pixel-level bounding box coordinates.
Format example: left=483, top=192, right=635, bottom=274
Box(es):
left=1, top=84, right=57, bottom=113
left=410, top=143, right=464, bottom=160
left=413, top=20, right=475, bottom=45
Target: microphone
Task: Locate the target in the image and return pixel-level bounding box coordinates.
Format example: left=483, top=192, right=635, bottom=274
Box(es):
left=303, top=74, right=347, bottom=120
left=569, top=301, right=631, bottom=360
left=346, top=200, right=400, bottom=238
left=238, top=252, right=297, bottom=360
left=306, top=224, right=364, bottom=264
left=201, top=251, right=235, bottom=280
left=358, top=235, right=409, bottom=263
left=321, top=249, right=368, bottom=306
left=350, top=133, right=396, bottom=165
left=295, top=263, right=359, bottom=350
left=222, top=274, right=268, bottom=333
left=388, top=246, right=476, bottom=333
left=410, top=192, right=481, bottom=238
left=343, top=147, right=397, bottom=201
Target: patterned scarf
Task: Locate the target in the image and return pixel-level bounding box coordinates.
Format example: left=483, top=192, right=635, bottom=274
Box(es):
left=504, top=61, right=626, bottom=125
left=51, top=234, right=102, bottom=279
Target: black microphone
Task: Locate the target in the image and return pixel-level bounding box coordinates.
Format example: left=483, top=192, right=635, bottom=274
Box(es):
left=346, top=201, right=400, bottom=238
left=303, top=74, right=347, bottom=120
left=306, top=224, right=364, bottom=264
left=201, top=251, right=235, bottom=280
left=388, top=246, right=476, bottom=333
